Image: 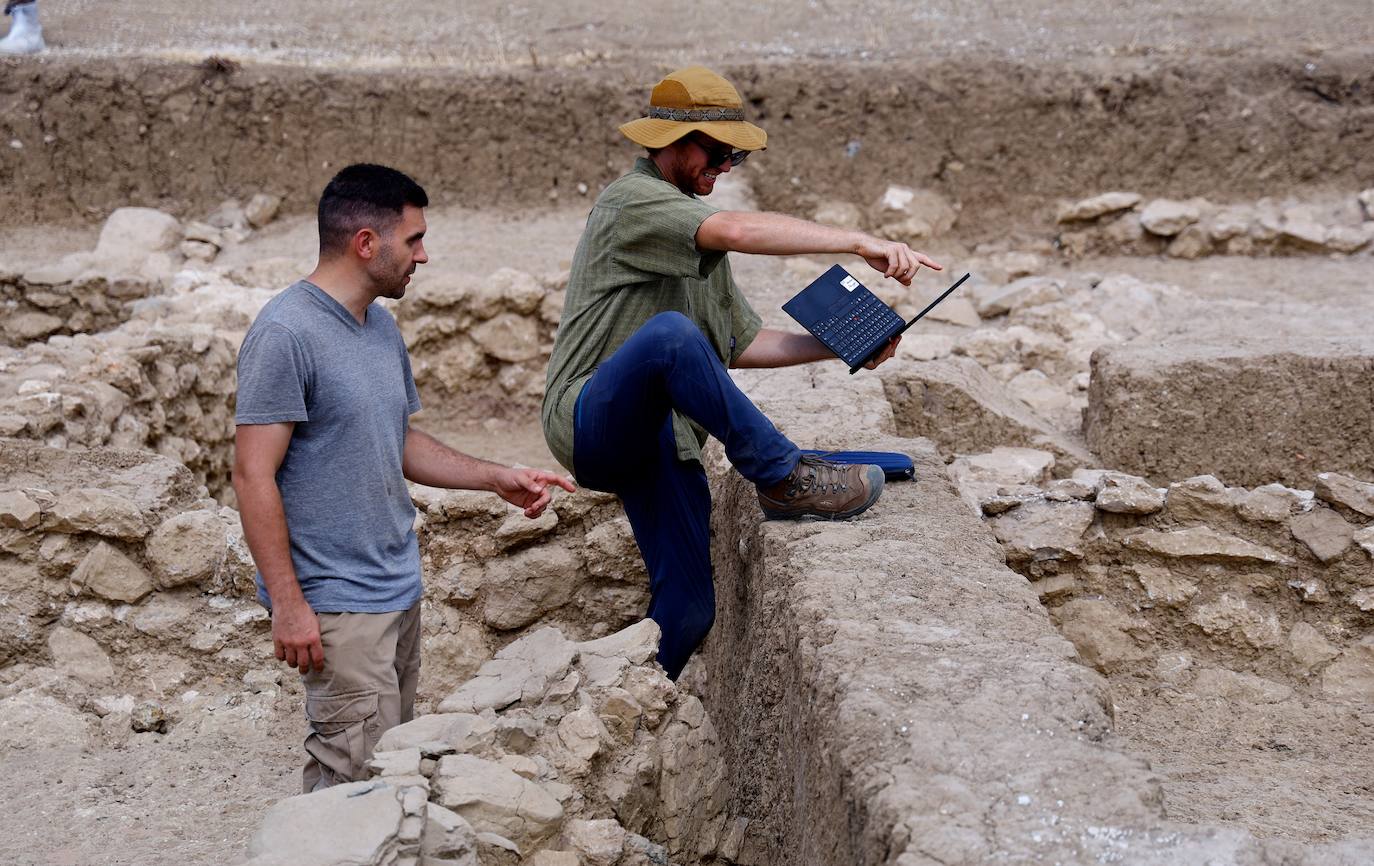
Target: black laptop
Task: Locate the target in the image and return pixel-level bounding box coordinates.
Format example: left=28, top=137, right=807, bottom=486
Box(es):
left=783, top=266, right=971, bottom=374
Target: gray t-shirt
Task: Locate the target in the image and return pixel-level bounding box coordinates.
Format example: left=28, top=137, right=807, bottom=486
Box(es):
left=235, top=280, right=423, bottom=613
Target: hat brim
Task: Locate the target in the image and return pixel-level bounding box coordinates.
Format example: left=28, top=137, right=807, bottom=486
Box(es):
left=619, top=118, right=767, bottom=151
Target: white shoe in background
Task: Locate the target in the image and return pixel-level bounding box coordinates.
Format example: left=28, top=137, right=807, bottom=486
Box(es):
left=0, top=3, right=45, bottom=55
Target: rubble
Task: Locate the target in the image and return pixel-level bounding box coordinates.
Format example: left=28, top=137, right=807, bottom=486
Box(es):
left=245, top=621, right=733, bottom=865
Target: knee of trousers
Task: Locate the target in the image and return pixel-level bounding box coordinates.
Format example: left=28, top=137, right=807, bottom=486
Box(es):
left=641, top=311, right=709, bottom=354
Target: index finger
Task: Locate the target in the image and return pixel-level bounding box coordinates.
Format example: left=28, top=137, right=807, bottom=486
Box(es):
left=916, top=253, right=943, bottom=271
left=309, top=638, right=326, bottom=672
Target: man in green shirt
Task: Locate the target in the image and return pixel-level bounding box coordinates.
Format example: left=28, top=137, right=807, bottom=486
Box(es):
left=542, top=66, right=941, bottom=680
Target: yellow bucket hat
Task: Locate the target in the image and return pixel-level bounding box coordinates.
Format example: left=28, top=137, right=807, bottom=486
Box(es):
left=619, top=66, right=768, bottom=152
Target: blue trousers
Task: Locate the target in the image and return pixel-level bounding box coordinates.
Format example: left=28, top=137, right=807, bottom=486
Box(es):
left=573, top=312, right=800, bottom=679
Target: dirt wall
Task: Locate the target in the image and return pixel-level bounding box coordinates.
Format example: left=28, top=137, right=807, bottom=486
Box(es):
left=2, top=52, right=1372, bottom=234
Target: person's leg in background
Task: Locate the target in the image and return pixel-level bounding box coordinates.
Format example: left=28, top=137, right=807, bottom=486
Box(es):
left=0, top=0, right=45, bottom=55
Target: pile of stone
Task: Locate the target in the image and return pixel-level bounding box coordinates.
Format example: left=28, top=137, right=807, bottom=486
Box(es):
left=952, top=449, right=1374, bottom=700
left=812, top=184, right=960, bottom=248
left=0, top=207, right=185, bottom=346
left=242, top=620, right=741, bottom=866
left=880, top=270, right=1183, bottom=468
left=0, top=435, right=651, bottom=750
left=1055, top=190, right=1374, bottom=259
left=180, top=194, right=283, bottom=264
left=409, top=485, right=647, bottom=697
left=0, top=440, right=263, bottom=738
left=0, top=317, right=240, bottom=498
left=395, top=268, right=566, bottom=411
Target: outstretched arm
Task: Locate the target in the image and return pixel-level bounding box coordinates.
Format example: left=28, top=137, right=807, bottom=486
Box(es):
left=696, top=211, right=943, bottom=286
left=403, top=427, right=575, bottom=518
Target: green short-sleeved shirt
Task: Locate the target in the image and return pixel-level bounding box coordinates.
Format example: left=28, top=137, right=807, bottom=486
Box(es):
left=541, top=158, right=763, bottom=476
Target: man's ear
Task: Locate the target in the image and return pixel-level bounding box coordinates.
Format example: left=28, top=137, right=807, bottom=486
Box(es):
left=351, top=227, right=380, bottom=261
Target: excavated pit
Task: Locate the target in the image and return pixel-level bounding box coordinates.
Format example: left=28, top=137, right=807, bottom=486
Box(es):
left=2, top=40, right=1373, bottom=865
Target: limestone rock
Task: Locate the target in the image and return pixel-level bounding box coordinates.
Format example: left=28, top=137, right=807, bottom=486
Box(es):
left=812, top=200, right=863, bottom=229
left=527, top=851, right=580, bottom=866
left=1188, top=593, right=1283, bottom=649
left=1121, top=527, right=1291, bottom=565
left=423, top=803, right=480, bottom=865
left=0, top=490, right=41, bottom=529
left=1139, top=199, right=1203, bottom=236
left=131, top=701, right=170, bottom=733
left=51, top=488, right=148, bottom=540
left=1005, top=370, right=1071, bottom=420
left=1057, top=192, right=1141, bottom=223
left=1164, top=475, right=1238, bottom=523
left=1360, top=188, right=1374, bottom=221
left=145, top=509, right=226, bottom=588
left=247, top=780, right=407, bottom=863
left=972, top=277, right=1063, bottom=318
left=70, top=541, right=154, bottom=603
left=558, top=706, right=608, bottom=762
left=1356, top=526, right=1374, bottom=558
left=95, top=208, right=183, bottom=263
left=1319, top=637, right=1374, bottom=703
left=1132, top=564, right=1197, bottom=608
left=1314, top=472, right=1374, bottom=517
left=1053, top=599, right=1147, bottom=673
left=470, top=313, right=541, bottom=363
left=0, top=690, right=91, bottom=751
left=487, top=268, right=546, bottom=316
left=1237, top=484, right=1312, bottom=522
left=1322, top=224, right=1374, bottom=254
left=1166, top=224, right=1212, bottom=259
left=1323, top=638, right=1374, bottom=702
left=584, top=516, right=642, bottom=582
left=480, top=544, right=582, bottom=630
left=1289, top=508, right=1353, bottom=564
left=1094, top=474, right=1164, bottom=515
left=1288, top=623, right=1339, bottom=672
left=47, top=625, right=115, bottom=685
left=577, top=619, right=662, bottom=687
left=244, top=193, right=283, bottom=228
left=377, top=712, right=495, bottom=754
left=564, top=818, right=627, bottom=866
left=872, top=185, right=958, bottom=240
left=439, top=626, right=577, bottom=714
left=432, top=754, right=564, bottom=845
left=5, top=311, right=63, bottom=341
left=493, top=508, right=558, bottom=549
left=989, top=500, right=1095, bottom=568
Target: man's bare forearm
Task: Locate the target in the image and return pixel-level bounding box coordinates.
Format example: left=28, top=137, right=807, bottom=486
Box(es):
left=698, top=211, right=863, bottom=256
left=402, top=427, right=504, bottom=490
left=234, top=475, right=307, bottom=610
left=732, top=328, right=834, bottom=369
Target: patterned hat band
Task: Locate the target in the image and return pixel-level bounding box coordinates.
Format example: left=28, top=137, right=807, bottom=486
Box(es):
left=647, top=106, right=745, bottom=122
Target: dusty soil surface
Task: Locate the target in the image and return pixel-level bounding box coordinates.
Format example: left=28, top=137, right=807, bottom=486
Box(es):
left=29, top=0, right=1374, bottom=66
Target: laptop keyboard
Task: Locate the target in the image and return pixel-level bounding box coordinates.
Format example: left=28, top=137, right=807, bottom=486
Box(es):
left=812, top=293, right=901, bottom=362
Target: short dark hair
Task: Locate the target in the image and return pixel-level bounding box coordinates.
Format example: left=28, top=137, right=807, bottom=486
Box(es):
left=317, top=163, right=429, bottom=255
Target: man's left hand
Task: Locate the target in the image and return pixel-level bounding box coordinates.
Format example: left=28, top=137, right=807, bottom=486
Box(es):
left=863, top=335, right=902, bottom=370
left=495, top=468, right=577, bottom=518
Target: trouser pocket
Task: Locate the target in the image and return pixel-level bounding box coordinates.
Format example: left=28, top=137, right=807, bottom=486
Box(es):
left=303, top=688, right=380, bottom=790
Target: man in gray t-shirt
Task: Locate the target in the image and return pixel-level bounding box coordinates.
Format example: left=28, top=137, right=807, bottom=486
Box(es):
left=234, top=163, right=573, bottom=792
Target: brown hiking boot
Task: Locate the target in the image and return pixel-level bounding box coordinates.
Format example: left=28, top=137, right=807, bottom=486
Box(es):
left=756, top=455, right=885, bottom=520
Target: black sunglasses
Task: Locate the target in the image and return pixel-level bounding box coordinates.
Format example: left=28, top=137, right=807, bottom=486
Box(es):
left=689, top=135, right=750, bottom=168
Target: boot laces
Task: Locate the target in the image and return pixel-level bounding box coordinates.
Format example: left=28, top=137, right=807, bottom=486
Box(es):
left=787, top=455, right=851, bottom=498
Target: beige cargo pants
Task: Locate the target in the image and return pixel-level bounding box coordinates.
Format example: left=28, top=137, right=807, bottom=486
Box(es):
left=299, top=602, right=422, bottom=793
